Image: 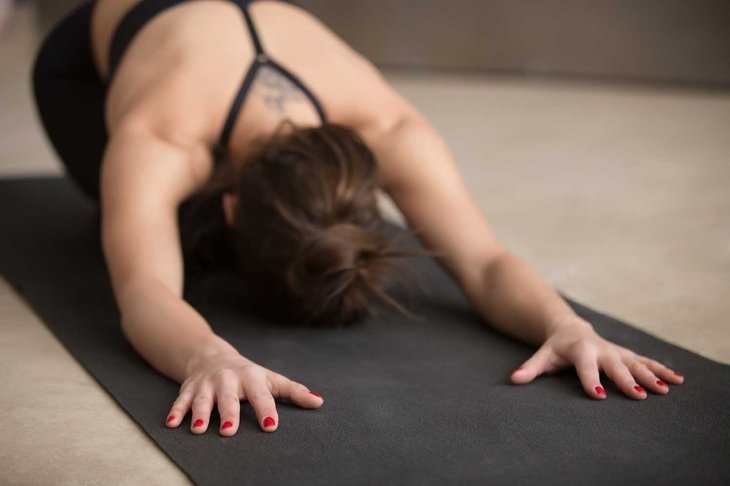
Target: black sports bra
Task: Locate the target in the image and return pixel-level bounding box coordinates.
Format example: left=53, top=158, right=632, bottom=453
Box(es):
left=106, top=0, right=328, bottom=160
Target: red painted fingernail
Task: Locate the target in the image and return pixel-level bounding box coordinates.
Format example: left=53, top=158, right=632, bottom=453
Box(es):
left=166, top=415, right=176, bottom=423
left=595, top=386, right=606, bottom=396
left=674, top=371, right=684, bottom=378
left=309, top=391, right=322, bottom=398
left=193, top=419, right=205, bottom=427
left=221, top=421, right=233, bottom=430
left=263, top=416, right=275, bottom=428
left=634, top=385, right=645, bottom=393
left=657, top=379, right=667, bottom=387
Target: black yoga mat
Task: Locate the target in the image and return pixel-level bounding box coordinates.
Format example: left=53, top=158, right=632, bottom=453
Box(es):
left=2, top=176, right=729, bottom=485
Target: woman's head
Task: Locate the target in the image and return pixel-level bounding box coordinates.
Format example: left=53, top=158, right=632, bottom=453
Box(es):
left=198, top=119, right=433, bottom=327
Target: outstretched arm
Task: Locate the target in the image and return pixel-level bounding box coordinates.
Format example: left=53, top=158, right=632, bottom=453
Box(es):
left=100, top=125, right=234, bottom=383
left=100, top=124, right=323, bottom=435
left=357, top=106, right=685, bottom=401
left=314, top=32, right=581, bottom=345
left=364, top=111, right=583, bottom=347
left=294, top=24, right=684, bottom=399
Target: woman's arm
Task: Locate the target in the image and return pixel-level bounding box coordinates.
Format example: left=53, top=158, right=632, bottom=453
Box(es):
left=358, top=108, right=684, bottom=400
left=100, top=125, right=323, bottom=434
left=100, top=124, right=233, bottom=382
left=363, top=112, right=576, bottom=347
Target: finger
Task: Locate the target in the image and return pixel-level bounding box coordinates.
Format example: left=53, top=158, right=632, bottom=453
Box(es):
left=269, top=373, right=324, bottom=408
left=573, top=348, right=606, bottom=400
left=637, top=356, right=685, bottom=385
left=190, top=383, right=215, bottom=434
left=600, top=355, right=647, bottom=400
left=242, top=374, right=279, bottom=432
left=510, top=344, right=553, bottom=384
left=213, top=369, right=241, bottom=436
left=166, top=390, right=194, bottom=427
left=624, top=358, right=669, bottom=395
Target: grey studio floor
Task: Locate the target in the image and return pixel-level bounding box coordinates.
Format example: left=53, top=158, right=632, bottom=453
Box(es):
left=2, top=3, right=729, bottom=485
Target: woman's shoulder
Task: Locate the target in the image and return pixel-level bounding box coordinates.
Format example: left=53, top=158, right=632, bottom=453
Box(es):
left=91, top=2, right=315, bottom=129
left=91, top=0, right=415, bottom=176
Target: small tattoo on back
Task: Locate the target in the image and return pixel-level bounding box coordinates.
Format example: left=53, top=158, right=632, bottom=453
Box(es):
left=254, top=64, right=305, bottom=116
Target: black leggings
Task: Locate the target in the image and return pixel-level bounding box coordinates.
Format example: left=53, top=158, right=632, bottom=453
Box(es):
left=32, top=0, right=106, bottom=204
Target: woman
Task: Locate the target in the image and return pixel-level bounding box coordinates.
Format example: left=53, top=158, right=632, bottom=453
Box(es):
left=32, top=0, right=684, bottom=437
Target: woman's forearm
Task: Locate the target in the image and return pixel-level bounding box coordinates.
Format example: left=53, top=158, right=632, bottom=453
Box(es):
left=463, top=251, right=588, bottom=347
left=117, top=278, right=244, bottom=383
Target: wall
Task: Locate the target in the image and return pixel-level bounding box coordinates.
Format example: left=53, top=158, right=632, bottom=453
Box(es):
left=300, top=0, right=730, bottom=87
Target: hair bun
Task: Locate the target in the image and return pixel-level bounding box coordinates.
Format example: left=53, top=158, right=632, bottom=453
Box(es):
left=223, top=121, right=438, bottom=327
left=285, top=222, right=387, bottom=323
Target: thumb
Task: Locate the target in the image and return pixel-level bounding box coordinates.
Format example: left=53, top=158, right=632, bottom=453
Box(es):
left=510, top=343, right=554, bottom=384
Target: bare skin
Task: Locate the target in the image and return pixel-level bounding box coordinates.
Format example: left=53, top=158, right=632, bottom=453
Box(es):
left=90, top=0, right=684, bottom=437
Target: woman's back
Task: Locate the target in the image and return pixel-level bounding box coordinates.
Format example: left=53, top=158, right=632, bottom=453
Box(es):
left=90, top=0, right=350, bottom=182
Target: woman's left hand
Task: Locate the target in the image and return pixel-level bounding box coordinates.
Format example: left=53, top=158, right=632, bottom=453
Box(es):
left=509, top=318, right=685, bottom=399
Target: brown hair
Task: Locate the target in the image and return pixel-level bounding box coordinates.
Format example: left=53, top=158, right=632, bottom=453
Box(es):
left=185, top=119, right=439, bottom=327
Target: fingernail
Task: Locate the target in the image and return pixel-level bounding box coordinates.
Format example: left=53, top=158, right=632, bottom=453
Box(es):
left=512, top=367, right=522, bottom=374
left=595, top=386, right=606, bottom=396
left=221, top=421, right=233, bottom=430
left=263, top=416, right=276, bottom=428
left=309, top=391, right=322, bottom=398
left=633, top=385, right=645, bottom=393
left=657, top=379, right=667, bottom=387
left=193, top=419, right=205, bottom=427
left=674, top=371, right=684, bottom=378
left=166, top=415, right=176, bottom=424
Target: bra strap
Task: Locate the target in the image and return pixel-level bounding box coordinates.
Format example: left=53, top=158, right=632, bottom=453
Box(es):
left=233, top=0, right=265, bottom=55
left=215, top=1, right=270, bottom=155
left=216, top=60, right=263, bottom=157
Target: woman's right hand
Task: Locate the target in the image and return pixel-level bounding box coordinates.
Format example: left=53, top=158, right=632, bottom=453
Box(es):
left=164, top=352, right=324, bottom=436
